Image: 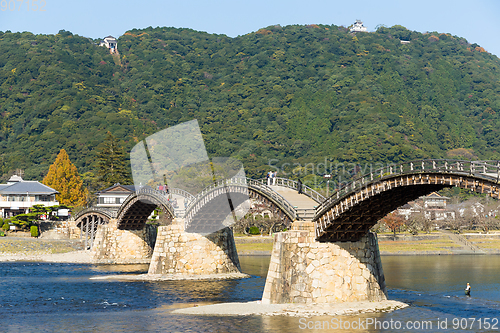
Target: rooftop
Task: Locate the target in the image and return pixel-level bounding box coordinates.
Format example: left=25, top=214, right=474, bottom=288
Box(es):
left=0, top=180, right=58, bottom=195
left=424, top=192, right=450, bottom=200
left=98, top=183, right=138, bottom=195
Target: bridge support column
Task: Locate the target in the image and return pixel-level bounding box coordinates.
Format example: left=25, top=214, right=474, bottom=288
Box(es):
left=148, top=218, right=241, bottom=275
left=66, top=220, right=81, bottom=239
left=90, top=219, right=156, bottom=263
left=262, top=221, right=386, bottom=304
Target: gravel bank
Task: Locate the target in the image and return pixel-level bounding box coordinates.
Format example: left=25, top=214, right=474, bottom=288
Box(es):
left=0, top=237, right=91, bottom=263
left=0, top=250, right=93, bottom=263
left=91, top=272, right=250, bottom=281
left=173, top=300, right=408, bottom=317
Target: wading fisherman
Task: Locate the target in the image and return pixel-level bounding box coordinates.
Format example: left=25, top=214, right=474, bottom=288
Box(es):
left=465, top=283, right=471, bottom=296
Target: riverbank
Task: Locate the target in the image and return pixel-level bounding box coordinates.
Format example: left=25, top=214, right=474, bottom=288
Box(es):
left=377, top=231, right=500, bottom=255
left=92, top=272, right=250, bottom=281
left=0, top=250, right=93, bottom=263
left=234, top=235, right=273, bottom=255
left=234, top=231, right=500, bottom=255
left=0, top=237, right=92, bottom=263
left=2, top=231, right=500, bottom=263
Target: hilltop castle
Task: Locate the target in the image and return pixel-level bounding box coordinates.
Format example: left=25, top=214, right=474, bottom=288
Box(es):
left=349, top=20, right=367, bottom=33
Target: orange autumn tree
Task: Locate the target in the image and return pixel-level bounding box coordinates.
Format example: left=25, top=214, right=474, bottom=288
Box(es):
left=43, top=149, right=88, bottom=207
left=380, top=212, right=405, bottom=239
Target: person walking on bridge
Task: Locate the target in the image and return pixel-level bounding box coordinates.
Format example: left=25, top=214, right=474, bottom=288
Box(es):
left=297, top=179, right=303, bottom=194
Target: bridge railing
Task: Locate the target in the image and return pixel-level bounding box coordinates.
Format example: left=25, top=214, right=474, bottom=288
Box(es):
left=254, top=177, right=326, bottom=203
left=185, top=177, right=298, bottom=222
left=118, top=187, right=175, bottom=218
left=189, top=177, right=249, bottom=202
left=315, top=159, right=500, bottom=216
left=246, top=178, right=298, bottom=221
left=74, top=207, right=117, bottom=220
left=138, top=187, right=175, bottom=209
left=169, top=188, right=196, bottom=203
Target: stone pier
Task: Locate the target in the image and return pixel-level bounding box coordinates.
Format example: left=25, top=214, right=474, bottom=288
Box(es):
left=262, top=221, right=386, bottom=304
left=90, top=219, right=156, bottom=263
left=148, top=218, right=241, bottom=275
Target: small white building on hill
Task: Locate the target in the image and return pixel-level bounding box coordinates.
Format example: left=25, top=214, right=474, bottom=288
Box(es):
left=350, top=20, right=367, bottom=33
left=100, top=36, right=118, bottom=54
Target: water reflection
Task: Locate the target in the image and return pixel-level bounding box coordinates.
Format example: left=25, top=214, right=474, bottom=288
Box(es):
left=382, top=255, right=500, bottom=301
left=239, top=255, right=271, bottom=277
left=90, top=264, right=149, bottom=273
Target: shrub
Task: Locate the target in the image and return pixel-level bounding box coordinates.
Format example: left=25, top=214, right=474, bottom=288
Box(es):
left=0, top=230, right=4, bottom=237
left=249, top=226, right=260, bottom=235
left=2, top=220, right=10, bottom=231
left=30, top=225, right=39, bottom=238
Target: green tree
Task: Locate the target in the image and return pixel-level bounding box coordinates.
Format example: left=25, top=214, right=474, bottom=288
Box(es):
left=30, top=225, right=39, bottom=238
left=43, top=149, right=88, bottom=207
left=1, top=219, right=9, bottom=231
left=96, top=132, right=131, bottom=188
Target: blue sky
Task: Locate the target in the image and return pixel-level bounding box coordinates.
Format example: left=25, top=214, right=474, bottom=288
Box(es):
left=1, top=0, right=500, bottom=57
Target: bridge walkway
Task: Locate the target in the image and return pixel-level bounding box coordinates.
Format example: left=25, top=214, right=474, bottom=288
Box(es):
left=269, top=185, right=318, bottom=220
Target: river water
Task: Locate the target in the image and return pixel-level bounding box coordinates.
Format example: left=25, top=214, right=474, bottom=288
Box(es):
left=1, top=255, right=499, bottom=332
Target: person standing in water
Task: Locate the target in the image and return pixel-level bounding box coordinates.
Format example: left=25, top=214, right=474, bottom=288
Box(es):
left=465, top=283, right=471, bottom=296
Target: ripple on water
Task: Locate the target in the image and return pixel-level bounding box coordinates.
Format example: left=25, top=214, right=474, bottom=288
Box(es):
left=2, top=256, right=500, bottom=332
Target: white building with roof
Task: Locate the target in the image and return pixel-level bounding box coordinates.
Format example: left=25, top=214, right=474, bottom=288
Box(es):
left=100, top=36, right=118, bottom=54
left=350, top=20, right=367, bottom=33
left=96, top=183, right=137, bottom=209
left=0, top=175, right=59, bottom=218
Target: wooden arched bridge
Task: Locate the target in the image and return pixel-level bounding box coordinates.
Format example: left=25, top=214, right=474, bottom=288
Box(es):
left=75, top=159, right=500, bottom=244
left=74, top=178, right=321, bottom=241
left=314, top=159, right=500, bottom=242
left=183, top=177, right=323, bottom=233
left=74, top=208, right=116, bottom=249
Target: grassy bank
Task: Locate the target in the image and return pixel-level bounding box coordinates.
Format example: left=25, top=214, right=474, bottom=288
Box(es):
left=465, top=233, right=500, bottom=253
left=378, top=236, right=460, bottom=254
left=0, top=237, right=82, bottom=255
left=2, top=231, right=499, bottom=258
left=234, top=236, right=274, bottom=255
left=234, top=231, right=500, bottom=255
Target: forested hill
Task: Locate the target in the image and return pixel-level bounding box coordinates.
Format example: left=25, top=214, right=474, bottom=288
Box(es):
left=1, top=24, right=500, bottom=184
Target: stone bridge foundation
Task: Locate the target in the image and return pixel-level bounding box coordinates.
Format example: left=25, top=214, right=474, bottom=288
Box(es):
left=262, top=221, right=386, bottom=304
left=148, top=218, right=241, bottom=275
left=90, top=219, right=156, bottom=263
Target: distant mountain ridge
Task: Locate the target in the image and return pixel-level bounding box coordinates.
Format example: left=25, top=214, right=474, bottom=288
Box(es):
left=0, top=24, right=499, bottom=185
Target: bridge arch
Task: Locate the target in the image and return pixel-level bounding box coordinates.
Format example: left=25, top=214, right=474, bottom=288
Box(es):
left=184, top=178, right=306, bottom=233
left=116, top=187, right=175, bottom=230
left=314, top=160, right=500, bottom=242
left=74, top=208, right=115, bottom=249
